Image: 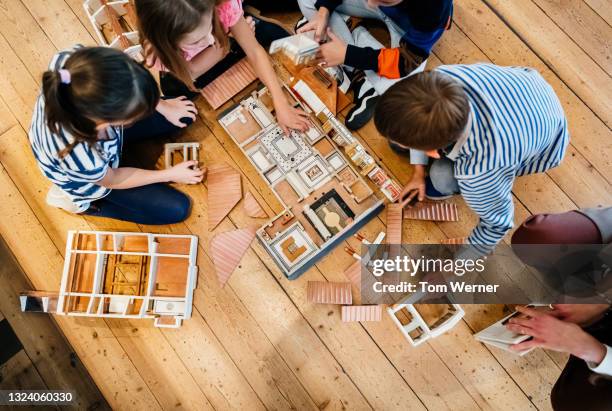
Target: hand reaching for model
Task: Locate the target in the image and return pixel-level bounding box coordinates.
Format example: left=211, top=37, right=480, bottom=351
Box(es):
left=297, top=7, right=330, bottom=42
left=157, top=97, right=198, bottom=128
left=167, top=160, right=206, bottom=185
left=276, top=103, right=310, bottom=135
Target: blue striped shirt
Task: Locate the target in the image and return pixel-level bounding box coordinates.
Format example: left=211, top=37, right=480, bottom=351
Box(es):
left=436, top=64, right=570, bottom=252
left=29, top=46, right=123, bottom=212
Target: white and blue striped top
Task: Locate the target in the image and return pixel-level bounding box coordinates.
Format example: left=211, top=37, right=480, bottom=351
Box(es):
left=437, top=64, right=570, bottom=252
left=29, top=46, right=122, bottom=212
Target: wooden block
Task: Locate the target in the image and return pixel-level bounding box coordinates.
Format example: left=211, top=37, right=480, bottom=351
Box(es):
left=307, top=282, right=352, bottom=305
left=403, top=202, right=459, bottom=222
left=211, top=227, right=257, bottom=287
left=201, top=59, right=257, bottom=109
left=341, top=305, right=382, bottom=322
left=343, top=260, right=361, bottom=292
left=386, top=203, right=403, bottom=245
left=207, top=162, right=242, bottom=230
left=243, top=191, right=267, bottom=218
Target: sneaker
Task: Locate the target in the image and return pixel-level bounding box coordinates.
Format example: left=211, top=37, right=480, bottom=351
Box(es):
left=324, top=66, right=351, bottom=94
left=425, top=176, right=456, bottom=200
left=294, top=16, right=309, bottom=33
left=345, top=77, right=379, bottom=131
left=46, top=185, right=81, bottom=213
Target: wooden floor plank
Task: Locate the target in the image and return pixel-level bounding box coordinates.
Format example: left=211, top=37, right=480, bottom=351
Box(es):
left=529, top=0, right=612, bottom=75
left=584, top=0, right=612, bottom=26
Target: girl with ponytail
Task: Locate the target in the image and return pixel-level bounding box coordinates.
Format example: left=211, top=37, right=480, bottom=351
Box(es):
left=30, top=46, right=204, bottom=225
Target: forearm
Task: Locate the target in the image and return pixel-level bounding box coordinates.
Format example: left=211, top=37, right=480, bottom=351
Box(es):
left=248, top=46, right=288, bottom=110
left=99, top=167, right=170, bottom=189
left=186, top=46, right=228, bottom=79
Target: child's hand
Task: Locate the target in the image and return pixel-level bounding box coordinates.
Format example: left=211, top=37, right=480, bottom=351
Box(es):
left=167, top=161, right=206, bottom=184
left=157, top=97, right=198, bottom=128
left=297, top=7, right=330, bottom=42
left=276, top=103, right=310, bottom=135
left=398, top=165, right=426, bottom=207
left=317, top=29, right=347, bottom=67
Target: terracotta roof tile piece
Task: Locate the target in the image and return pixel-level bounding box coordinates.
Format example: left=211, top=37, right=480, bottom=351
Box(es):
left=341, top=305, right=382, bottom=322
left=201, top=59, right=257, bottom=109
left=307, top=281, right=352, bottom=305
left=208, top=162, right=242, bottom=230
left=403, top=202, right=459, bottom=222
left=343, top=260, right=362, bottom=292
left=243, top=191, right=267, bottom=219
left=211, top=227, right=257, bottom=287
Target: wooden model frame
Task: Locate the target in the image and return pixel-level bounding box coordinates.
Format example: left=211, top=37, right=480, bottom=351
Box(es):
left=218, top=82, right=401, bottom=279
left=57, top=230, right=198, bottom=328
left=164, top=142, right=200, bottom=169
left=83, top=0, right=143, bottom=60
left=387, top=300, right=464, bottom=346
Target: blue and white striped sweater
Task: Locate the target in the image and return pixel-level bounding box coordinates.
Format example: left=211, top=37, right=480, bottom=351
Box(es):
left=28, top=46, right=122, bottom=212
left=437, top=64, right=569, bottom=252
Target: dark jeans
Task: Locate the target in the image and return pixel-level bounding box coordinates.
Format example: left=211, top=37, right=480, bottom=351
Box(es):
left=83, top=111, right=192, bottom=225
left=160, top=17, right=289, bottom=97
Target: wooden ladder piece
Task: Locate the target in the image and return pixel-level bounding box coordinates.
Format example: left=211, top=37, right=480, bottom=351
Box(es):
left=201, top=59, right=257, bottom=109
left=211, top=227, right=257, bottom=287
left=403, top=202, right=459, bottom=222
left=307, top=282, right=352, bottom=305
left=243, top=191, right=267, bottom=219
left=207, top=162, right=242, bottom=230
left=341, top=305, right=382, bottom=322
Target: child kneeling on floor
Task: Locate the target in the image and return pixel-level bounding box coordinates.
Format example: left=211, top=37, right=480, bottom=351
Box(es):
left=374, top=64, right=570, bottom=253
left=29, top=46, right=204, bottom=225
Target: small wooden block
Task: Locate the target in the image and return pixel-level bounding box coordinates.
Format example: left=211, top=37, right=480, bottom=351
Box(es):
left=208, top=163, right=242, bottom=230
left=307, top=282, right=352, bottom=305
left=201, top=59, right=257, bottom=109
left=211, top=227, right=257, bottom=287
left=343, top=260, right=361, bottom=292
left=403, top=202, right=459, bottom=222
left=243, top=191, right=267, bottom=218
left=341, top=305, right=382, bottom=322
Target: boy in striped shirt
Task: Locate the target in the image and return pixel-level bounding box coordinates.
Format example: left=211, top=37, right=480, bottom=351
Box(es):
left=374, top=64, right=570, bottom=253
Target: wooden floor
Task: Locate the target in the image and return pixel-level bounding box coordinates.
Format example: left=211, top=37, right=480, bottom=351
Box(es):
left=0, top=0, right=609, bottom=410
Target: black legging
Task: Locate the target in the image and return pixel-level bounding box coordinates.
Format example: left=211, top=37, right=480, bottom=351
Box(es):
left=83, top=110, right=192, bottom=225
left=160, top=16, right=290, bottom=96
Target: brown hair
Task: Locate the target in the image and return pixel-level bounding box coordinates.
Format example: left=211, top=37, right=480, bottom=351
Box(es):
left=374, top=71, right=470, bottom=151
left=42, top=47, right=159, bottom=157
left=135, top=0, right=229, bottom=88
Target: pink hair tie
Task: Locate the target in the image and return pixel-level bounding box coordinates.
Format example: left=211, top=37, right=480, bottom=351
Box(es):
left=58, top=69, right=71, bottom=85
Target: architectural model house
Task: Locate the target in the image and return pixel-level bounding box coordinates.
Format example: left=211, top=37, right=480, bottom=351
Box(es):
left=218, top=82, right=402, bottom=279
left=387, top=301, right=464, bottom=346
left=83, top=0, right=143, bottom=60
left=20, top=231, right=198, bottom=328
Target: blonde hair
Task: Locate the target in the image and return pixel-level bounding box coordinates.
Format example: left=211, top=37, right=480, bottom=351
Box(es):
left=136, top=0, right=230, bottom=89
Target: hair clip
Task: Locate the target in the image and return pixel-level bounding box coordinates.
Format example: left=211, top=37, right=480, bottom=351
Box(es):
left=58, top=69, right=71, bottom=85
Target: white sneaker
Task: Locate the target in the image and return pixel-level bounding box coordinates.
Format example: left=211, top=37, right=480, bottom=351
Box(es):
left=46, top=185, right=81, bottom=213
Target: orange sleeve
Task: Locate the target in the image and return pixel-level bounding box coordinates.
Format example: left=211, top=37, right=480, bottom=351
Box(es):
left=377, top=48, right=401, bottom=79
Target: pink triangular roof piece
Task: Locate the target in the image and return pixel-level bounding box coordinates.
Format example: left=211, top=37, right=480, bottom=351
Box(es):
left=211, top=227, right=257, bottom=287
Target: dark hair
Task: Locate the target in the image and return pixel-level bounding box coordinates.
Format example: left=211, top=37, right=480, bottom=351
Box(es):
left=374, top=71, right=470, bottom=151
left=135, top=0, right=229, bottom=88
left=42, top=47, right=159, bottom=157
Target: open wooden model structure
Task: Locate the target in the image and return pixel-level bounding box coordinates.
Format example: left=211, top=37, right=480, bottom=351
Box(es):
left=83, top=0, right=143, bottom=60
left=20, top=231, right=198, bottom=328
left=218, top=80, right=402, bottom=279
left=387, top=300, right=464, bottom=346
